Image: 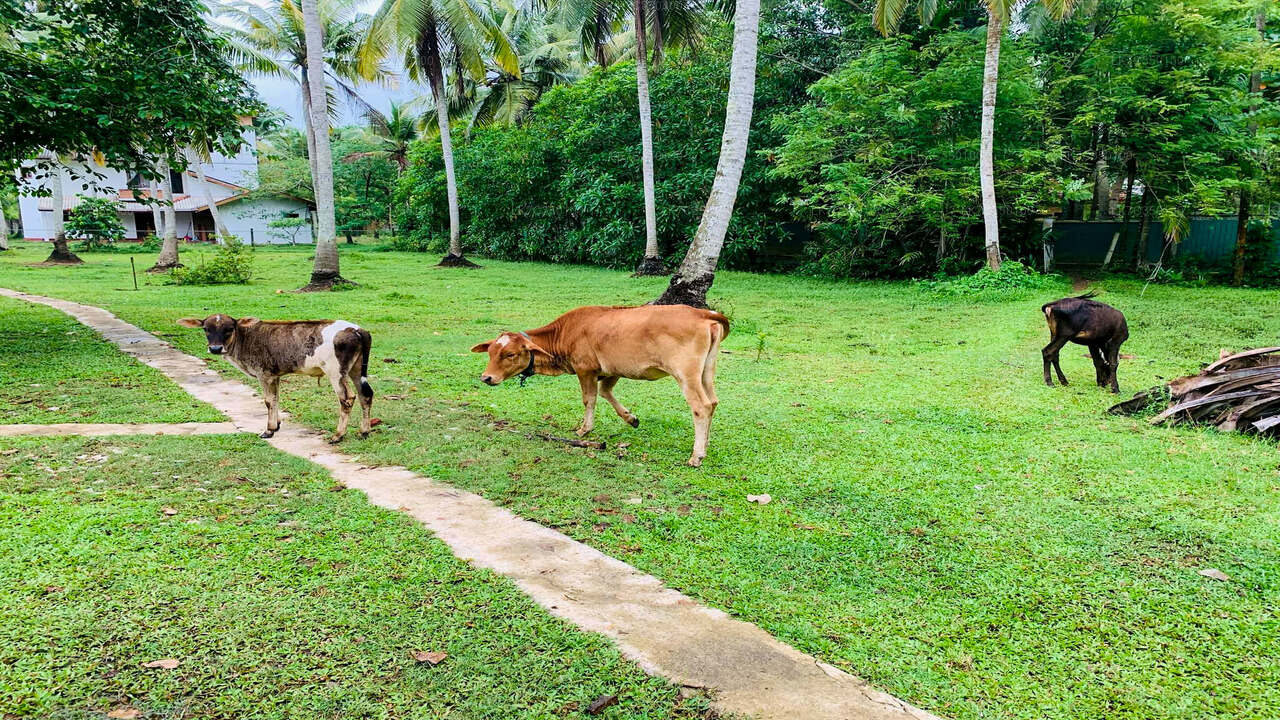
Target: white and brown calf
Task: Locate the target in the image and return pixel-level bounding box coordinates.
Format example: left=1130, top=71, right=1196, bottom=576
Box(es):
left=178, top=314, right=374, bottom=442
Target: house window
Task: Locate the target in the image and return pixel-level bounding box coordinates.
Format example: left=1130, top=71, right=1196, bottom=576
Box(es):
left=169, top=170, right=184, bottom=194
left=127, top=173, right=145, bottom=189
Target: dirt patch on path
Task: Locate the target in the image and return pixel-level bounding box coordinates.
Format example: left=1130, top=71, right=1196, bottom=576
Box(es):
left=0, top=287, right=941, bottom=720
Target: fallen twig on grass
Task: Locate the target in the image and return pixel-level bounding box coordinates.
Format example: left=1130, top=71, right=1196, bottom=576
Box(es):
left=533, top=432, right=606, bottom=450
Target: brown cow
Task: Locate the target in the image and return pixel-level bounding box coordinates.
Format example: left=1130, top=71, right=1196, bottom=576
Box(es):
left=178, top=314, right=373, bottom=442
left=471, top=305, right=729, bottom=467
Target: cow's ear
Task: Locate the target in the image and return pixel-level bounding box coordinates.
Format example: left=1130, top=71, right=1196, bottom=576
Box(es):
left=526, top=340, right=553, bottom=358
left=470, top=342, right=491, bottom=353
left=237, top=317, right=257, bottom=328
left=177, top=318, right=203, bottom=328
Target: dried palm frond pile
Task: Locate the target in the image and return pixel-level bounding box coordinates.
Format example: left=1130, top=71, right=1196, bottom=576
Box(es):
left=1109, top=347, right=1280, bottom=435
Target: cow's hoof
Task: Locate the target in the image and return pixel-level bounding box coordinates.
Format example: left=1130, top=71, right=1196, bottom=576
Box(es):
left=686, top=456, right=703, bottom=468
left=259, top=430, right=275, bottom=439
left=574, top=427, right=592, bottom=437
left=626, top=416, right=640, bottom=428
left=359, top=431, right=370, bottom=439
left=327, top=435, right=344, bottom=445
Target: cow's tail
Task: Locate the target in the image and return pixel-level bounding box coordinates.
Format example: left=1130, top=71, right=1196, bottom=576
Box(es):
left=358, top=329, right=374, bottom=400
left=706, top=311, right=731, bottom=340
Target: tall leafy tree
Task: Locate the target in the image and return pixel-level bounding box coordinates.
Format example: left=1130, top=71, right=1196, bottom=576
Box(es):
left=373, top=0, right=520, bottom=266
left=0, top=0, right=258, bottom=180
left=874, top=0, right=1083, bottom=271
left=149, top=159, right=182, bottom=271
left=653, top=0, right=760, bottom=306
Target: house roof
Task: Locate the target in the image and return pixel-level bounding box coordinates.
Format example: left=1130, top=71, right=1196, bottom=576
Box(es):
left=37, top=175, right=256, bottom=213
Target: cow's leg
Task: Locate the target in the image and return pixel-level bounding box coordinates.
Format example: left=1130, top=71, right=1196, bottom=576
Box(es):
left=1088, top=344, right=1107, bottom=387
left=599, top=376, right=639, bottom=428
left=575, top=372, right=599, bottom=436
left=348, top=364, right=372, bottom=437
left=1105, top=340, right=1123, bottom=393
left=1042, top=336, right=1070, bottom=386
left=673, top=364, right=714, bottom=467
left=328, top=370, right=354, bottom=444
left=260, top=375, right=280, bottom=438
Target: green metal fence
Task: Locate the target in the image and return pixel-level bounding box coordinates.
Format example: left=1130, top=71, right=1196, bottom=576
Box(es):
left=1049, top=218, right=1280, bottom=268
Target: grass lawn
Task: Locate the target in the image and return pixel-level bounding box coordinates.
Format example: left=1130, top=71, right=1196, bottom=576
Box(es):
left=0, top=295, right=223, bottom=424
left=2, top=242, right=1278, bottom=719
left=0, top=433, right=710, bottom=719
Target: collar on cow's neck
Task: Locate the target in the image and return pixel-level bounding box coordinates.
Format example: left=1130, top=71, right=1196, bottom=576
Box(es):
left=518, top=354, right=536, bottom=387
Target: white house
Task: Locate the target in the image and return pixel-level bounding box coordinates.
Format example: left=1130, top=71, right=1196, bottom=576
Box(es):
left=18, top=127, right=313, bottom=246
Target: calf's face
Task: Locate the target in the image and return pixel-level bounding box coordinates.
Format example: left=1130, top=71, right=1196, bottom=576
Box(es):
left=178, top=314, right=238, bottom=354
left=471, top=332, right=548, bottom=385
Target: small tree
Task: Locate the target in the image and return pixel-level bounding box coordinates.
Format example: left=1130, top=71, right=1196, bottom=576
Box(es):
left=269, top=216, right=311, bottom=244
left=65, top=196, right=126, bottom=250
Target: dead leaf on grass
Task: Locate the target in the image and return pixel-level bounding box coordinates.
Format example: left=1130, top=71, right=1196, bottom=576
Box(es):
left=0, top=449, right=19, bottom=456
left=106, top=707, right=142, bottom=719
left=142, top=658, right=180, bottom=670
left=160, top=507, right=178, bottom=516
left=1198, top=568, right=1230, bottom=581
left=746, top=494, right=771, bottom=505
left=586, top=694, right=619, bottom=715
left=383, top=357, right=400, bottom=363
left=410, top=650, right=448, bottom=665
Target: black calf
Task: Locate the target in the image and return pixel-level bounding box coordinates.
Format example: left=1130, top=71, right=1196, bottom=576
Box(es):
left=1041, top=292, right=1129, bottom=393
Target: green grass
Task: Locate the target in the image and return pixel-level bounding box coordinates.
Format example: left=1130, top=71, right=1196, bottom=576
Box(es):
left=0, top=434, right=709, bottom=719
left=2, top=243, right=1278, bottom=719
left=0, top=295, right=223, bottom=424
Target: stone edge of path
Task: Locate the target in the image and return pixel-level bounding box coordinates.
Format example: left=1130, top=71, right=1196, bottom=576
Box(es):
left=0, top=422, right=242, bottom=437
left=0, top=287, right=943, bottom=720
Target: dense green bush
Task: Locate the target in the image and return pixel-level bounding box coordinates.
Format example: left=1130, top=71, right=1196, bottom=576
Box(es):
left=772, top=31, right=1063, bottom=278
left=170, top=239, right=254, bottom=285
left=396, top=38, right=803, bottom=271
left=919, top=260, right=1062, bottom=299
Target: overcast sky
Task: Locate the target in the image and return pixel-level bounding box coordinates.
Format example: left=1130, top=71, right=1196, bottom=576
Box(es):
left=251, top=72, right=430, bottom=128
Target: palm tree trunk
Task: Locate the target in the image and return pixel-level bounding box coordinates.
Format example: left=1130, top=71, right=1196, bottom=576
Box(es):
left=45, top=165, right=82, bottom=264
left=978, top=8, right=1003, bottom=271
left=1232, top=6, right=1265, bottom=286
left=149, top=177, right=164, bottom=241
left=149, top=160, right=181, bottom=271
left=301, top=0, right=346, bottom=289
left=422, top=27, right=474, bottom=267
left=300, top=68, right=321, bottom=190
left=653, top=0, right=759, bottom=307
left=0, top=193, right=9, bottom=251
left=187, top=148, right=229, bottom=242
left=632, top=0, right=665, bottom=276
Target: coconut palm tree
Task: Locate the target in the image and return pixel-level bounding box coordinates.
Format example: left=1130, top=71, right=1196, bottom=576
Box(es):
left=873, top=0, right=1081, bottom=271
left=373, top=0, right=520, bottom=267
left=459, top=0, right=579, bottom=132
left=572, top=0, right=712, bottom=275
left=300, top=0, right=345, bottom=288
left=652, top=0, right=758, bottom=306
left=346, top=100, right=422, bottom=173
left=218, top=0, right=388, bottom=285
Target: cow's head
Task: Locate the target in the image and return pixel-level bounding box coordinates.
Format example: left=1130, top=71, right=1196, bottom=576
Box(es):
left=470, top=332, right=550, bottom=385
left=177, top=314, right=239, bottom=355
